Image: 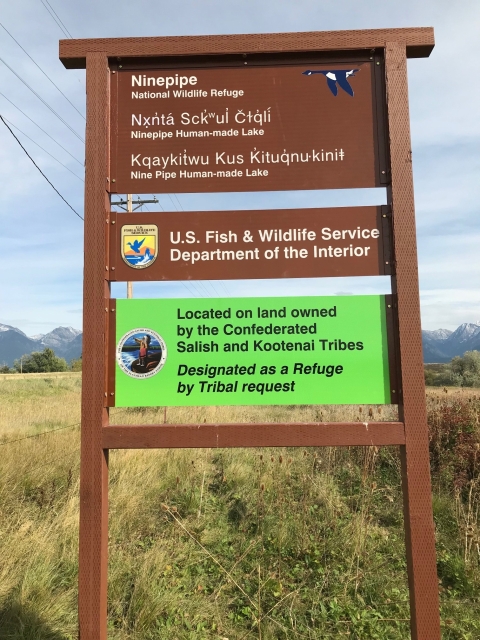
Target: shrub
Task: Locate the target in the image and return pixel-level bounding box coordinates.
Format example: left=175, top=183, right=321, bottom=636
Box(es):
left=428, top=396, right=480, bottom=490
left=70, top=358, right=82, bottom=372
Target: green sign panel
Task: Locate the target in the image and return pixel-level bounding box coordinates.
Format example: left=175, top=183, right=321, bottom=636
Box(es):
left=115, top=295, right=391, bottom=407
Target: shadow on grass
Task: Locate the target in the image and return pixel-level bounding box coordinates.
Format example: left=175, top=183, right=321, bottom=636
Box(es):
left=0, top=600, right=71, bottom=640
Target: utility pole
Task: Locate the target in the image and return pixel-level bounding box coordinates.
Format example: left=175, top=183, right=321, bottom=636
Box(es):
left=110, top=193, right=159, bottom=299
left=126, top=194, right=133, bottom=299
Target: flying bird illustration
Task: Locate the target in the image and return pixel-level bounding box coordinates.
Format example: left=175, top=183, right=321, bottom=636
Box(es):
left=302, top=69, right=360, bottom=96
left=127, top=238, right=146, bottom=253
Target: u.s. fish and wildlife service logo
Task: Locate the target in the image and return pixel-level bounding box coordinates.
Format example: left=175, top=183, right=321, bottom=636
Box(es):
left=121, top=224, right=158, bottom=269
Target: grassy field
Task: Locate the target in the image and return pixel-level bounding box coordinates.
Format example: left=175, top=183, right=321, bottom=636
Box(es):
left=0, top=376, right=479, bottom=639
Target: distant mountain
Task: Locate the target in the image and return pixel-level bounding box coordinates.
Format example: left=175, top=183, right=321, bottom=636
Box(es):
left=0, top=322, right=27, bottom=337
left=422, top=323, right=480, bottom=363
left=423, top=328, right=453, bottom=341
left=1, top=320, right=479, bottom=367
left=0, top=324, right=82, bottom=367
left=0, top=331, right=43, bottom=367
left=40, top=327, right=82, bottom=353
left=60, top=332, right=83, bottom=362
left=422, top=329, right=453, bottom=363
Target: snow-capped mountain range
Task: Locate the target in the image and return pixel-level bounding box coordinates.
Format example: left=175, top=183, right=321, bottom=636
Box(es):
left=0, top=324, right=82, bottom=367
left=422, top=323, right=480, bottom=363
left=0, top=322, right=479, bottom=367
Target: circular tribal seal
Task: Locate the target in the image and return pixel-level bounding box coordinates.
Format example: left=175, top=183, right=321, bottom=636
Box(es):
left=116, top=328, right=167, bottom=379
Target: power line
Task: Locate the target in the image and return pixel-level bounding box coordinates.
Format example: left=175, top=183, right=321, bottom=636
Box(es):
left=207, top=281, right=222, bottom=297
left=0, top=22, right=84, bottom=119
left=198, top=280, right=215, bottom=297
left=180, top=281, right=201, bottom=297
left=4, top=117, right=84, bottom=182
left=0, top=56, right=84, bottom=142
left=153, top=194, right=164, bottom=211
left=165, top=195, right=222, bottom=296
left=183, top=280, right=203, bottom=297
left=216, top=280, right=230, bottom=296
left=0, top=420, right=80, bottom=446
left=37, top=0, right=83, bottom=87
left=159, top=198, right=207, bottom=298
left=173, top=194, right=184, bottom=211
left=0, top=91, right=84, bottom=165
left=165, top=194, right=179, bottom=211
left=0, top=408, right=128, bottom=448
left=197, top=280, right=216, bottom=297
left=201, top=280, right=218, bottom=298
left=165, top=197, right=214, bottom=296
left=197, top=278, right=220, bottom=297
left=40, top=0, right=73, bottom=38
left=189, top=278, right=210, bottom=297
left=1, top=114, right=84, bottom=220
left=44, top=0, right=74, bottom=38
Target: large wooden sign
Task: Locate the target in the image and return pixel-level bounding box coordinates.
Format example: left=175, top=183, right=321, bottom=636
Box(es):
left=109, top=206, right=391, bottom=281
left=60, top=28, right=441, bottom=640
left=110, top=61, right=386, bottom=193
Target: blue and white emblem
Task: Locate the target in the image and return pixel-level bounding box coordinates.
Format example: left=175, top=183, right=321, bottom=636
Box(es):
left=121, top=224, right=158, bottom=269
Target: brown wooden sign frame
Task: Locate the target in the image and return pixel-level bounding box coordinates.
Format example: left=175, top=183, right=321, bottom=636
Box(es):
left=60, top=27, right=440, bottom=640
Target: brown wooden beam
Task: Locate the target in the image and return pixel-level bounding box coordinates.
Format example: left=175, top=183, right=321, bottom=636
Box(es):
left=102, top=422, right=405, bottom=449
left=60, top=28, right=434, bottom=69
left=385, top=42, right=441, bottom=640
left=78, top=52, right=110, bottom=640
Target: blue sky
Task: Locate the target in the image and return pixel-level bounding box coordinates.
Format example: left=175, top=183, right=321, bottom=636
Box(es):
left=0, top=0, right=478, bottom=335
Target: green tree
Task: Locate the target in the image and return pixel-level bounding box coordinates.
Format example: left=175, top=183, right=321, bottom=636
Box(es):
left=451, top=351, right=480, bottom=387
left=13, top=348, right=68, bottom=373
left=70, top=357, right=82, bottom=372
left=424, top=368, right=437, bottom=386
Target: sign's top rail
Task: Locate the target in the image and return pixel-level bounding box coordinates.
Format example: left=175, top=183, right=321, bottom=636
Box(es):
left=59, top=27, right=434, bottom=69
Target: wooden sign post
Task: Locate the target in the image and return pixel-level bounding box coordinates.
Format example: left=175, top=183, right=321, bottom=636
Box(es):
left=60, top=28, right=441, bottom=640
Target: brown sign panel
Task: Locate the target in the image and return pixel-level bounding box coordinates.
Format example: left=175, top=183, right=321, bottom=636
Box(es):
left=110, top=61, right=385, bottom=194
left=109, top=206, right=391, bottom=281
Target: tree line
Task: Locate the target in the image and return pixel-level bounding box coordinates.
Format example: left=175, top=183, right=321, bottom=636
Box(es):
left=425, top=350, right=480, bottom=387
left=0, top=347, right=82, bottom=373
left=2, top=346, right=479, bottom=387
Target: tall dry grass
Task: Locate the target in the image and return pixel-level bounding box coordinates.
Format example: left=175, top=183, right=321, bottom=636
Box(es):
left=0, top=377, right=479, bottom=639
left=0, top=374, right=82, bottom=442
